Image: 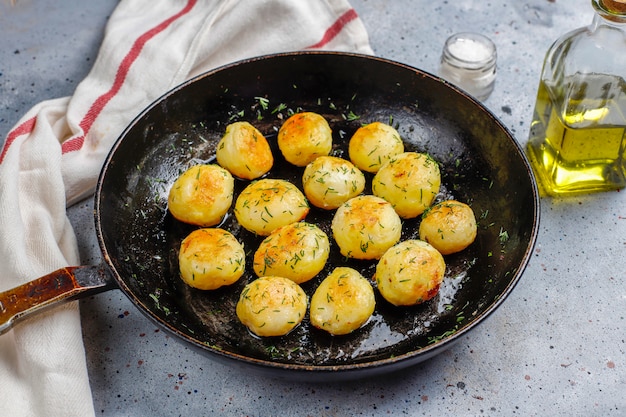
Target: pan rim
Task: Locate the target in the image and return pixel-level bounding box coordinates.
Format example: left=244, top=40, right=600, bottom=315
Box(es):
left=94, top=50, right=540, bottom=378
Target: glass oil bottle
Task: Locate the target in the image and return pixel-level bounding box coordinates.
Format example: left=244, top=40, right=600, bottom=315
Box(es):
left=526, top=0, right=626, bottom=196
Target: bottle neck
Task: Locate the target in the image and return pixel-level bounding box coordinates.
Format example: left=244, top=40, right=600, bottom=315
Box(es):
left=592, top=0, right=626, bottom=25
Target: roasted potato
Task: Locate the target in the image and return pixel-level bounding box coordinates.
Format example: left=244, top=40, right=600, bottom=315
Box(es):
left=331, top=195, right=402, bottom=260
left=419, top=200, right=477, bottom=255
left=236, top=276, right=308, bottom=337
left=348, top=122, right=404, bottom=173
left=216, top=121, right=273, bottom=180
left=253, top=221, right=330, bottom=284
left=310, top=267, right=376, bottom=336
left=375, top=239, right=446, bottom=306
left=302, top=155, right=366, bottom=210
left=234, top=178, right=309, bottom=236
left=178, top=228, right=245, bottom=290
left=168, top=164, right=234, bottom=227
left=277, top=112, right=332, bottom=166
left=372, top=152, right=441, bottom=218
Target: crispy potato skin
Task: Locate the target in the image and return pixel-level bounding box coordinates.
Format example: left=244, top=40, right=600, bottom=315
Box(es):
left=216, top=121, right=273, bottom=180
left=178, top=228, right=245, bottom=290
left=236, top=276, right=308, bottom=337
left=234, top=178, right=309, bottom=236
left=302, top=156, right=366, bottom=210
left=168, top=115, right=481, bottom=339
left=372, top=152, right=441, bottom=218
left=253, top=222, right=330, bottom=284
left=310, top=267, right=375, bottom=335
left=419, top=200, right=477, bottom=255
left=277, top=112, right=332, bottom=166
left=168, top=164, right=234, bottom=227
left=331, top=195, right=402, bottom=260
left=348, top=122, right=404, bottom=173
left=375, top=239, right=446, bottom=306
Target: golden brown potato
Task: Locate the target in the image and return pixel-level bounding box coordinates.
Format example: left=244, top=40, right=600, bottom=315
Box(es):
left=372, top=152, right=441, bottom=218
left=348, top=122, right=404, bottom=173
left=419, top=200, right=477, bottom=255
left=253, top=222, right=330, bottom=284
left=277, top=112, right=332, bottom=166
left=331, top=195, right=402, bottom=260
left=302, top=155, right=366, bottom=210
left=310, top=267, right=376, bottom=335
left=236, top=276, right=308, bottom=337
left=178, top=228, right=245, bottom=290
left=216, top=121, right=273, bottom=180
left=375, top=239, right=446, bottom=306
left=168, top=164, right=234, bottom=227
left=234, top=178, right=309, bottom=236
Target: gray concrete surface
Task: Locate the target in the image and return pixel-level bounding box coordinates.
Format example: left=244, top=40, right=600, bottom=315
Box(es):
left=1, top=0, right=624, bottom=415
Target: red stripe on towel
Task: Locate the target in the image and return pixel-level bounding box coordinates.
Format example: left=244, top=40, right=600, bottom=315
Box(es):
left=307, top=9, right=358, bottom=49
left=61, top=0, right=197, bottom=154
left=0, top=117, right=37, bottom=164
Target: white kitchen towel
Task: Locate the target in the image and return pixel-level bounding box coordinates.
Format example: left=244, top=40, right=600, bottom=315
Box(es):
left=0, top=1, right=372, bottom=416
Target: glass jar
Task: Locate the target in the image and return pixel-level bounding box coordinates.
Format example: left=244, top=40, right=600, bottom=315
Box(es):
left=439, top=32, right=497, bottom=101
left=526, top=0, right=626, bottom=196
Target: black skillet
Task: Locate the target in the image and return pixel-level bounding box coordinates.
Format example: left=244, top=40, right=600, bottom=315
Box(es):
left=0, top=52, right=539, bottom=381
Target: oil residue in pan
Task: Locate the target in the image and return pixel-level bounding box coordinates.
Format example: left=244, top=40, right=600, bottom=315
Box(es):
left=96, top=53, right=536, bottom=378
left=146, top=107, right=482, bottom=366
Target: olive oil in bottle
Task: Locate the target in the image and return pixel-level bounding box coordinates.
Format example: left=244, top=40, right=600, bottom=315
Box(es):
left=526, top=0, right=626, bottom=196
left=526, top=74, right=626, bottom=195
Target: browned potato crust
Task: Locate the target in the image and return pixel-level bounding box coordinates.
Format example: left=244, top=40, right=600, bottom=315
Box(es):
left=216, top=121, right=273, bottom=180
left=348, top=122, right=404, bottom=173
left=375, top=239, right=446, bottom=306
left=234, top=178, right=309, bottom=236
left=277, top=112, right=332, bottom=166
left=178, top=228, right=245, bottom=290
left=331, top=195, right=402, bottom=260
left=372, top=152, right=441, bottom=218
left=168, top=164, right=233, bottom=227
left=236, top=276, right=308, bottom=337
left=253, top=221, right=330, bottom=284
left=302, top=155, right=366, bottom=210
left=310, top=267, right=375, bottom=335
left=419, top=200, right=477, bottom=255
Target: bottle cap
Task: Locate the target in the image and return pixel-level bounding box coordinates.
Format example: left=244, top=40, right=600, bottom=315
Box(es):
left=601, top=0, right=626, bottom=13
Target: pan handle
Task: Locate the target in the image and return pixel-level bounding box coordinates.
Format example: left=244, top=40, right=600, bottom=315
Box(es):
left=0, top=265, right=114, bottom=335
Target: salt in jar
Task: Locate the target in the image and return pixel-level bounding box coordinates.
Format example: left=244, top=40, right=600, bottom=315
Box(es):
left=439, top=32, right=497, bottom=101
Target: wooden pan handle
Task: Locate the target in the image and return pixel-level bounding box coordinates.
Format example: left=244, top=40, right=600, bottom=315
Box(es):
left=0, top=265, right=114, bottom=335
